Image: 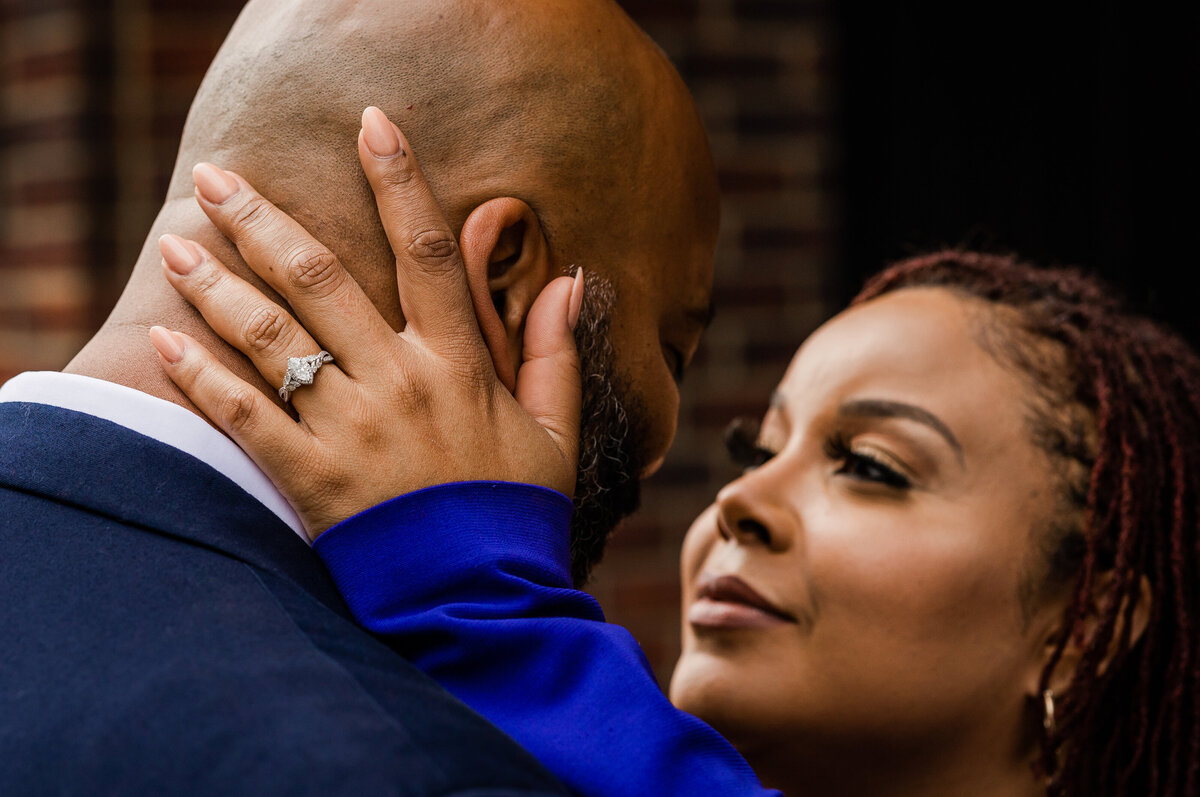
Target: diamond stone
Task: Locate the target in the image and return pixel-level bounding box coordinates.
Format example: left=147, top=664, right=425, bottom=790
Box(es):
left=288, top=356, right=317, bottom=384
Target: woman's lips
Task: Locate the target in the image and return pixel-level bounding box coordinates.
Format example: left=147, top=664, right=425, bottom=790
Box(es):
left=688, top=573, right=797, bottom=630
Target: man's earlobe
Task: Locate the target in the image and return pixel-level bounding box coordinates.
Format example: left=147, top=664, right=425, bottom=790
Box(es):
left=460, top=198, right=554, bottom=393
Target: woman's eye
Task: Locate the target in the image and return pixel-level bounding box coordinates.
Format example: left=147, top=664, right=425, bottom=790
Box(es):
left=724, top=416, right=774, bottom=470
left=825, top=435, right=911, bottom=490
left=838, top=453, right=911, bottom=489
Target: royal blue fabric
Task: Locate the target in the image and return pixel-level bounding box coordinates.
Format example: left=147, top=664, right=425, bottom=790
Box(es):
left=0, top=403, right=568, bottom=797
left=315, top=481, right=780, bottom=797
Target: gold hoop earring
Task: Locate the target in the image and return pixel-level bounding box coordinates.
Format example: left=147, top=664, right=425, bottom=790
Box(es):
left=1042, top=689, right=1056, bottom=735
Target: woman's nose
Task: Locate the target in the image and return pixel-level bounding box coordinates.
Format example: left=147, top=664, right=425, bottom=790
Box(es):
left=714, top=467, right=795, bottom=552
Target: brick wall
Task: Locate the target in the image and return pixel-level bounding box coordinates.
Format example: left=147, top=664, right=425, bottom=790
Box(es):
left=0, top=0, right=246, bottom=382
left=0, top=1, right=839, bottom=686
left=1, top=1, right=101, bottom=380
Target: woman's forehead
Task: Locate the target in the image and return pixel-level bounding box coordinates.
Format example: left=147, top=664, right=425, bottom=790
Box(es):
left=773, top=288, right=1031, bottom=429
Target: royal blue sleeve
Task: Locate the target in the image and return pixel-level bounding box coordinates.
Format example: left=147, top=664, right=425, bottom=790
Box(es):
left=313, top=481, right=779, bottom=797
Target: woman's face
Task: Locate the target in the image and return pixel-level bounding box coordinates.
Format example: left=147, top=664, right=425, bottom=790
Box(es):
left=671, top=287, right=1067, bottom=760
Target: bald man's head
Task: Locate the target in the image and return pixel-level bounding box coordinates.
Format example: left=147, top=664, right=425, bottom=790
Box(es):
left=77, top=0, right=719, bottom=582
left=172, top=0, right=712, bottom=293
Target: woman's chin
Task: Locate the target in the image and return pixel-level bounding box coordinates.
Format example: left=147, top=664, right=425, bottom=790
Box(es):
left=670, top=648, right=762, bottom=744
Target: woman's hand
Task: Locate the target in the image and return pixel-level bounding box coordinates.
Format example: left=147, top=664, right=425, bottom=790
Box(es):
left=149, top=107, right=583, bottom=541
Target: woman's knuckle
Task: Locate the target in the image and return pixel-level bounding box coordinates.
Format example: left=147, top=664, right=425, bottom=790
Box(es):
left=241, top=306, right=288, bottom=354
left=189, top=265, right=223, bottom=297
left=229, top=196, right=273, bottom=235
left=285, top=248, right=343, bottom=295
left=218, top=388, right=257, bottom=434
left=405, top=228, right=458, bottom=268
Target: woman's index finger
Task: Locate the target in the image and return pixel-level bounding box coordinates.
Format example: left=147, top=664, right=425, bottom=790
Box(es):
left=358, top=107, right=483, bottom=355
left=191, top=162, right=394, bottom=370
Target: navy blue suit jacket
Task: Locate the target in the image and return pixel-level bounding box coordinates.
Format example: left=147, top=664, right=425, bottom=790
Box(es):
left=0, top=402, right=568, bottom=796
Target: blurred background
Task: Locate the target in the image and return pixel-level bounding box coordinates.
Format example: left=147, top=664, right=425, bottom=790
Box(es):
left=2, top=0, right=1195, bottom=684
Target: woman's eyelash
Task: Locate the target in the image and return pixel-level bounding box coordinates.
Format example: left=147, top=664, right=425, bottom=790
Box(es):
left=824, top=433, right=911, bottom=490
left=724, top=416, right=773, bottom=470
left=723, top=420, right=913, bottom=489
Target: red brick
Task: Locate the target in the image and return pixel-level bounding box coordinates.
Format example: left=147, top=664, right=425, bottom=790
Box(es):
left=12, top=178, right=93, bottom=204
left=2, top=244, right=88, bottom=270
left=10, top=51, right=85, bottom=81
left=0, top=305, right=89, bottom=329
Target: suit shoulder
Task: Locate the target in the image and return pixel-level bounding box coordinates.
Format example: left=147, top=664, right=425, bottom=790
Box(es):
left=0, top=494, right=566, bottom=795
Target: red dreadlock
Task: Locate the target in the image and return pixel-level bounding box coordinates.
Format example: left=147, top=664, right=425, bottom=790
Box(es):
left=853, top=250, right=1199, bottom=796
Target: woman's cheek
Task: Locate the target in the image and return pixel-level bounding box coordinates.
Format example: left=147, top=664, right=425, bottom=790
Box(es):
left=680, top=505, right=720, bottom=585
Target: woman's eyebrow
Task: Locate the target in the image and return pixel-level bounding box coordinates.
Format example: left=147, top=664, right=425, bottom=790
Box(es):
left=838, top=398, right=965, bottom=468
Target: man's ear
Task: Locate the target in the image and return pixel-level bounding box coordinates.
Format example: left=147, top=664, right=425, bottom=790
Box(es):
left=459, top=197, right=554, bottom=393
left=1025, top=572, right=1153, bottom=698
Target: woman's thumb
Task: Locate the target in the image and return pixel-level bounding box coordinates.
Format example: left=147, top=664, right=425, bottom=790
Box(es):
left=515, top=271, right=584, bottom=469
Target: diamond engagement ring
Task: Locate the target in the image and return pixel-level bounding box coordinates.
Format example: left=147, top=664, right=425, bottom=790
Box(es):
left=278, top=351, right=335, bottom=403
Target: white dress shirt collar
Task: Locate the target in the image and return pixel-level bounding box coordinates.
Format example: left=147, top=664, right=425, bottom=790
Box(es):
left=0, top=371, right=307, bottom=541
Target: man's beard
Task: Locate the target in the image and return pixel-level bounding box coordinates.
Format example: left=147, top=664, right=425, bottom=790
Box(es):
left=568, top=270, right=647, bottom=587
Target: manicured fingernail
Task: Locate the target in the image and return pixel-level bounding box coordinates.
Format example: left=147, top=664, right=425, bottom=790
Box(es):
left=362, top=106, right=401, bottom=158
left=159, top=234, right=202, bottom=275
left=149, top=326, right=187, bottom=364
left=567, top=267, right=585, bottom=331
left=193, top=162, right=239, bottom=204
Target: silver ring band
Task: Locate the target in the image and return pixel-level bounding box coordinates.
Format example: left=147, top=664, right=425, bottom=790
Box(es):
left=278, top=351, right=334, bottom=403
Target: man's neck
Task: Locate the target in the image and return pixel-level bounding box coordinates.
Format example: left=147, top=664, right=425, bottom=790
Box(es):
left=63, top=199, right=282, bottom=422
left=67, top=322, right=204, bottom=419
